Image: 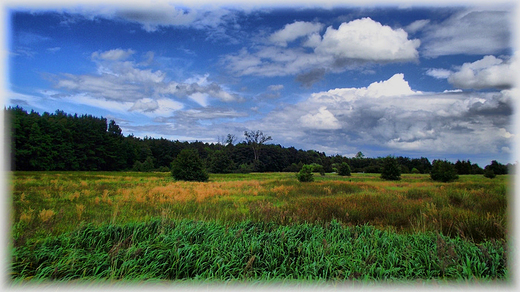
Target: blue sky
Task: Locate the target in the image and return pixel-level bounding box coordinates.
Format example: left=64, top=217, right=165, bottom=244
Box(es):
left=4, top=0, right=518, bottom=167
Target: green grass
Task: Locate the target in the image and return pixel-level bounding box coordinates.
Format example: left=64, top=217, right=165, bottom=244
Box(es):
left=11, top=219, right=508, bottom=282
left=9, top=171, right=510, bottom=283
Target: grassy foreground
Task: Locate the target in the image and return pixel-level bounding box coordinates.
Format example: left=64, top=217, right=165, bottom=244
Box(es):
left=12, top=219, right=507, bottom=282
left=9, top=171, right=511, bottom=283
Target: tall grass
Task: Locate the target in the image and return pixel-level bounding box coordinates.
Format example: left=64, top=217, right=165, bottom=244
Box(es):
left=11, top=172, right=508, bottom=247
left=11, top=219, right=507, bottom=282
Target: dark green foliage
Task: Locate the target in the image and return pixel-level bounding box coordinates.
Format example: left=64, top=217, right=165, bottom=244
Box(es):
left=4, top=107, right=505, bottom=175
left=455, top=160, right=473, bottom=175
left=297, top=164, right=314, bottom=182
left=238, top=163, right=253, bottom=174
left=171, top=149, right=209, bottom=182
left=485, top=160, right=508, bottom=175
left=283, top=162, right=302, bottom=172
left=430, top=160, right=459, bottom=182
left=310, top=163, right=325, bottom=175
left=337, top=162, right=351, bottom=176
left=380, top=156, right=401, bottom=180
left=12, top=220, right=507, bottom=281
left=207, top=150, right=235, bottom=173
left=484, top=169, right=496, bottom=179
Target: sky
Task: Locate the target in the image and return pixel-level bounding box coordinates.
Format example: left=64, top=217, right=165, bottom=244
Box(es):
left=3, top=0, right=519, bottom=167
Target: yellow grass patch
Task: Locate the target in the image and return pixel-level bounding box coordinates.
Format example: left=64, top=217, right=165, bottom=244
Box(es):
left=38, top=209, right=55, bottom=222
left=76, top=204, right=85, bottom=220
left=19, top=208, right=34, bottom=223
left=271, top=185, right=294, bottom=196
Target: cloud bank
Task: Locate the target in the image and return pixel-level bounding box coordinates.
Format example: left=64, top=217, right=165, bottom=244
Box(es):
left=256, top=74, right=514, bottom=157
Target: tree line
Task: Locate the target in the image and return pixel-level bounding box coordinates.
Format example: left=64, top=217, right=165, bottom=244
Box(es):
left=5, top=107, right=514, bottom=175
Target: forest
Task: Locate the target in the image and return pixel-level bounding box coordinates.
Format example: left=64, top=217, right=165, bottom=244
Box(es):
left=5, top=106, right=513, bottom=175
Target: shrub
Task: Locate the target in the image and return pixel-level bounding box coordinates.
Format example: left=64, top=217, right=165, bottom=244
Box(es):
left=430, top=160, right=459, bottom=182
left=337, top=162, right=351, bottom=176
left=411, top=167, right=420, bottom=174
left=171, top=149, right=209, bottom=182
left=238, top=163, right=253, bottom=174
left=483, top=169, right=496, bottom=179
left=310, top=163, right=325, bottom=176
left=297, top=164, right=314, bottom=182
left=380, top=156, right=401, bottom=180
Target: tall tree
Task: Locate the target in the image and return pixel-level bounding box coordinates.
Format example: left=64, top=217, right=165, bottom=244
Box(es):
left=244, top=130, right=272, bottom=161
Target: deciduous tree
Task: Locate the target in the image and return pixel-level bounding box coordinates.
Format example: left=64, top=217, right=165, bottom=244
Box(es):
left=244, top=130, right=272, bottom=161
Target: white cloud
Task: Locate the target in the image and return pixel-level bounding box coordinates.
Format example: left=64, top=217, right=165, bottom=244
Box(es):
left=365, top=73, right=418, bottom=97
left=257, top=74, right=513, bottom=156
left=153, top=99, right=184, bottom=116
left=268, top=84, right=284, bottom=91
left=425, top=68, right=453, bottom=79
left=404, top=19, right=430, bottom=34
left=447, top=55, right=517, bottom=89
left=315, top=18, right=420, bottom=62
left=53, top=49, right=240, bottom=115
left=130, top=98, right=159, bottom=112
left=63, top=4, right=233, bottom=33
left=91, top=48, right=135, bottom=61
left=222, top=17, right=420, bottom=83
left=269, top=21, right=324, bottom=47
left=299, top=106, right=341, bottom=130
left=421, top=9, right=512, bottom=57
left=189, top=92, right=209, bottom=107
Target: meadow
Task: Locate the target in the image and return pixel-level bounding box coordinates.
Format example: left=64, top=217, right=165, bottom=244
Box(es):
left=9, top=171, right=510, bottom=283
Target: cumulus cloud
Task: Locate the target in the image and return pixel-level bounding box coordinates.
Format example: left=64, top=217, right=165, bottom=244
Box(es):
left=222, top=17, right=420, bottom=85
left=447, top=55, right=517, bottom=89
left=269, top=21, right=324, bottom=47
left=257, top=74, right=513, bottom=156
left=421, top=9, right=512, bottom=57
left=299, top=106, right=341, bottom=130
left=314, top=18, right=420, bottom=62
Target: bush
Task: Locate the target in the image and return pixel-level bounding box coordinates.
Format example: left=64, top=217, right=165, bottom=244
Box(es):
left=171, top=149, right=209, bottom=182
left=430, top=160, right=458, bottom=182
left=380, top=156, right=401, bottom=180
left=337, top=162, right=351, bottom=176
left=157, top=166, right=170, bottom=172
left=411, top=167, right=420, bottom=174
left=238, top=163, right=253, bottom=174
left=310, top=163, right=325, bottom=176
left=483, top=169, right=496, bottom=179
left=297, top=164, right=314, bottom=182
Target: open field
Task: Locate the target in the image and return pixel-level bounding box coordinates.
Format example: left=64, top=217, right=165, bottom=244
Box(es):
left=9, top=171, right=510, bottom=283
